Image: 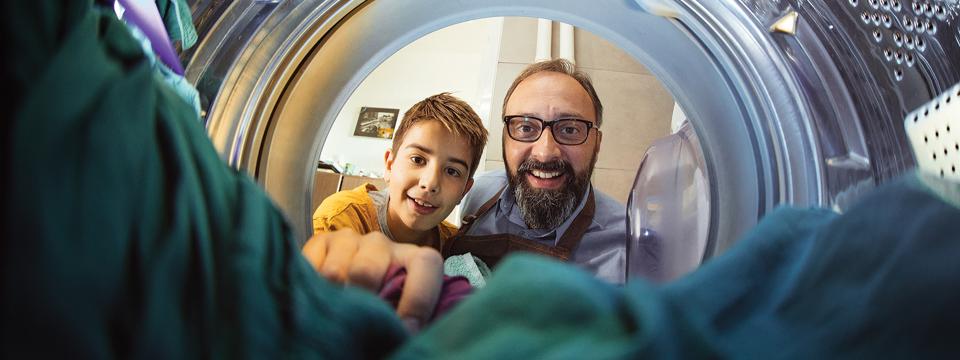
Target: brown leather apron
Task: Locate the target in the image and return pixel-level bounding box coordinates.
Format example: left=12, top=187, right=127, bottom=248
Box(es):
left=442, top=187, right=596, bottom=267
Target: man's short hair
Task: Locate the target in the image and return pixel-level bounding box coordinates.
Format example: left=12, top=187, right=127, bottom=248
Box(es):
left=502, top=58, right=604, bottom=127
left=392, top=93, right=489, bottom=178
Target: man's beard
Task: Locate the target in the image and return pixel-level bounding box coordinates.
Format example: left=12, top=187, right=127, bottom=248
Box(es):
left=508, top=157, right=593, bottom=229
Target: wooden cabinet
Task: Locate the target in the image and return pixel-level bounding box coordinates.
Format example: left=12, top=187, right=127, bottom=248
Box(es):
left=340, top=175, right=387, bottom=193
left=311, top=171, right=387, bottom=212
left=312, top=170, right=342, bottom=212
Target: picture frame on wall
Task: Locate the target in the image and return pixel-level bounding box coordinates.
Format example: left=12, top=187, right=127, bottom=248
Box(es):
left=353, top=107, right=400, bottom=139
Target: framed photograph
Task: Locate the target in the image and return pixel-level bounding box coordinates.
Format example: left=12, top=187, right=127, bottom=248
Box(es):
left=353, top=107, right=400, bottom=139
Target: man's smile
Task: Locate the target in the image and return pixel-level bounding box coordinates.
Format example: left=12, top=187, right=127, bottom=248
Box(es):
left=525, top=171, right=566, bottom=189
left=531, top=170, right=561, bottom=179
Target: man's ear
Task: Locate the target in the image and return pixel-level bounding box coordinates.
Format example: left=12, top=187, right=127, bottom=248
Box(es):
left=383, top=149, right=395, bottom=183
left=458, top=178, right=475, bottom=204
left=594, top=130, right=603, bottom=157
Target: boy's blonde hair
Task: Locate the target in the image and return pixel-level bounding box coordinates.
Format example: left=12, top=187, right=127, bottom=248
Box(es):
left=392, top=93, right=489, bottom=178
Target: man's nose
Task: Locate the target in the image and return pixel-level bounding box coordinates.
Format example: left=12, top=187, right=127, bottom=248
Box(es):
left=419, top=163, right=441, bottom=193
left=529, top=127, right=563, bottom=162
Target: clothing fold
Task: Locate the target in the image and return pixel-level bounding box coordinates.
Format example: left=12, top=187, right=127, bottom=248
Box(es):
left=3, top=3, right=407, bottom=358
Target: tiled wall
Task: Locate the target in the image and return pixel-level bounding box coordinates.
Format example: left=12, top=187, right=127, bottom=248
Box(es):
left=484, top=18, right=675, bottom=204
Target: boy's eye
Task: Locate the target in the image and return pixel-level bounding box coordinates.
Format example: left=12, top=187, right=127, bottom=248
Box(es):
left=410, top=156, right=425, bottom=165
left=445, top=167, right=464, bottom=177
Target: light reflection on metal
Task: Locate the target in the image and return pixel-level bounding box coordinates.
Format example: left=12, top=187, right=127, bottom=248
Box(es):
left=634, top=0, right=681, bottom=18
left=770, top=10, right=799, bottom=35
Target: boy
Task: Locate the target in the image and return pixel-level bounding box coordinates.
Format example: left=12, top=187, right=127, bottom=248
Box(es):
left=313, top=93, right=488, bottom=251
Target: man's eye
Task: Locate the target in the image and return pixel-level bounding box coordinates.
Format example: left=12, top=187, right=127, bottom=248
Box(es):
left=559, top=126, right=581, bottom=135
left=410, top=156, right=425, bottom=165
left=516, top=124, right=537, bottom=133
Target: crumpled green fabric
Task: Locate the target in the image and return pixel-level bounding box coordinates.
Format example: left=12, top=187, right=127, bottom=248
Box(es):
left=396, top=173, right=960, bottom=358
left=155, top=0, right=197, bottom=50
left=125, top=23, right=202, bottom=117
left=1, top=2, right=405, bottom=358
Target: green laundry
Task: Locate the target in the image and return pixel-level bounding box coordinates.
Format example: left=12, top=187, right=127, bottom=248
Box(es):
left=396, top=172, right=960, bottom=358
left=156, top=0, right=197, bottom=50
left=2, top=2, right=405, bottom=358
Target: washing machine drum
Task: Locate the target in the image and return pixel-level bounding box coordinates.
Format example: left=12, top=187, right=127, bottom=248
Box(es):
left=184, top=0, right=960, bottom=276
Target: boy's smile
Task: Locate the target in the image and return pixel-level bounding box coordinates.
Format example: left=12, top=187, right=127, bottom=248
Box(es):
left=384, top=120, right=475, bottom=244
left=409, top=195, right=438, bottom=215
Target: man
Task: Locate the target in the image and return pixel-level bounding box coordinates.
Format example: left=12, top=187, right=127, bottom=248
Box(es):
left=442, top=59, right=627, bottom=284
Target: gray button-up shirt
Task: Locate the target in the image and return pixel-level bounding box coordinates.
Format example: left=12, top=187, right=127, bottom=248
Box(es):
left=460, top=170, right=627, bottom=284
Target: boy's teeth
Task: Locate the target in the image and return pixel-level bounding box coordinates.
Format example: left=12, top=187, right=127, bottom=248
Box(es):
left=413, top=198, right=436, bottom=207
left=532, top=170, right=560, bottom=179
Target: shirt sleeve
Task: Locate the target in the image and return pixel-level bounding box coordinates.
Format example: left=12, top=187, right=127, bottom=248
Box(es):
left=312, top=193, right=379, bottom=235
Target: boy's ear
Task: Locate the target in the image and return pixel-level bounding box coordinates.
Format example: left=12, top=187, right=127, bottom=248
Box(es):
left=383, top=149, right=395, bottom=183
left=458, top=178, right=475, bottom=204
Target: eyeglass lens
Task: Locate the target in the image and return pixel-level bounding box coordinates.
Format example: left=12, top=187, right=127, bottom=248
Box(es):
left=507, top=117, right=590, bottom=145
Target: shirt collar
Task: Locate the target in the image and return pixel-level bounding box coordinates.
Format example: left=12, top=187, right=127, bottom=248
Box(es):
left=371, top=188, right=395, bottom=240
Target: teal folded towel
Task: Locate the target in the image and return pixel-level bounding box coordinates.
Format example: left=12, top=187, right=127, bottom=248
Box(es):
left=443, top=253, right=491, bottom=288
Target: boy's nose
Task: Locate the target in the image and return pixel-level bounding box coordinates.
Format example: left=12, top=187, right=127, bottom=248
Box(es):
left=419, top=166, right=441, bottom=193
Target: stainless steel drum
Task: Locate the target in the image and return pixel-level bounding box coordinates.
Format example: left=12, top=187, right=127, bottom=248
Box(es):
left=184, top=0, right=960, bottom=269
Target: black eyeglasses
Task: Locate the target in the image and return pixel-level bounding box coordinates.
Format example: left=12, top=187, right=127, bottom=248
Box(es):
left=503, top=115, right=597, bottom=145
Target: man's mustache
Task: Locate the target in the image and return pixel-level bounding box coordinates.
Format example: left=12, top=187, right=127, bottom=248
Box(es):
left=517, top=158, right=571, bottom=175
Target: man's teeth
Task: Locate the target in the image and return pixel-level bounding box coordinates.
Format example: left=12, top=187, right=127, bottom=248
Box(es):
left=412, top=198, right=436, bottom=208
left=532, top=170, right=561, bottom=179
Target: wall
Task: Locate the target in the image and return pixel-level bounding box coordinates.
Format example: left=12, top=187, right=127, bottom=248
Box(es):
left=320, top=18, right=503, bottom=176
left=483, top=18, right=675, bottom=204
left=319, top=16, right=675, bottom=211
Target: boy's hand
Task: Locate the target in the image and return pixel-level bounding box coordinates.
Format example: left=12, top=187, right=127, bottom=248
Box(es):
left=302, top=229, right=443, bottom=332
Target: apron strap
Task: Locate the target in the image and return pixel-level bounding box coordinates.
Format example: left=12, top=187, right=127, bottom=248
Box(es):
left=555, top=188, right=596, bottom=252
left=456, top=187, right=506, bottom=235
left=443, top=185, right=597, bottom=266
